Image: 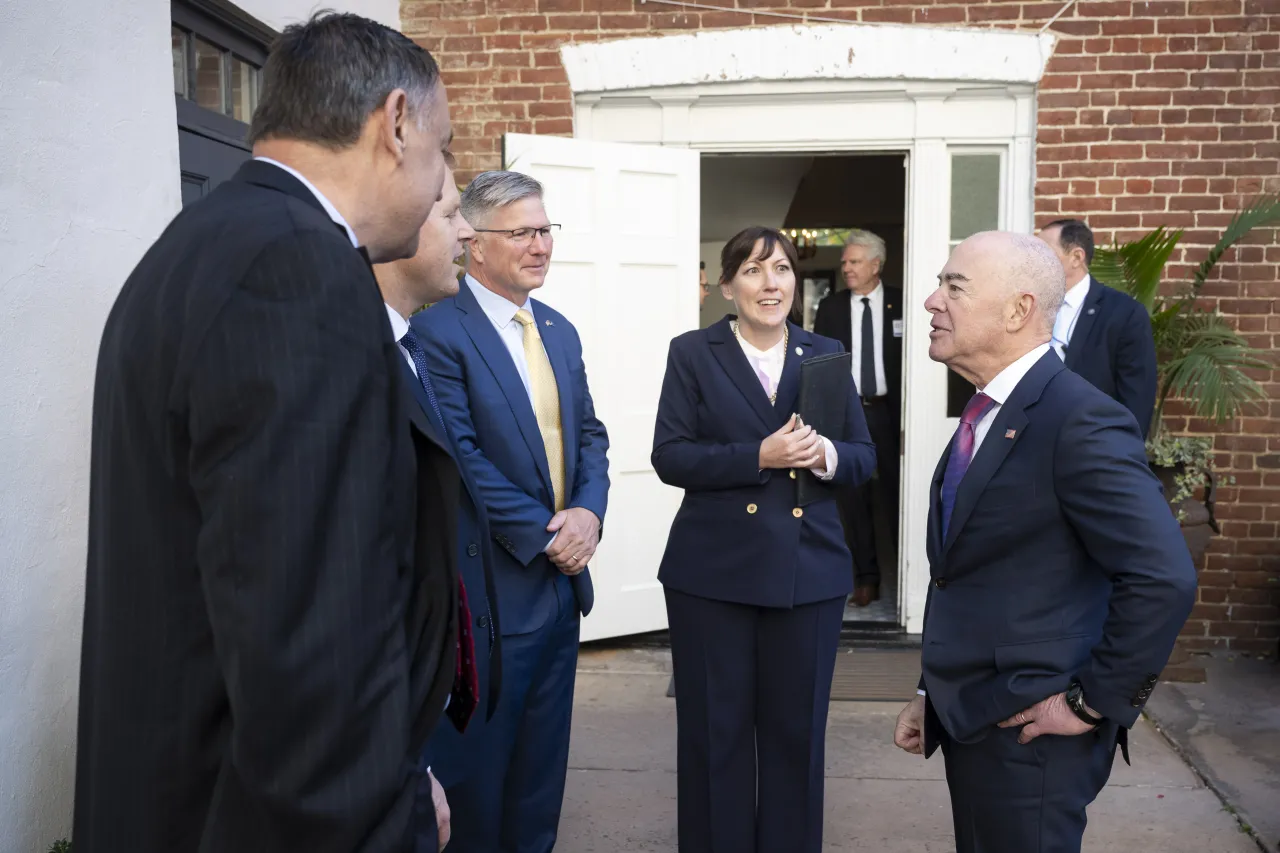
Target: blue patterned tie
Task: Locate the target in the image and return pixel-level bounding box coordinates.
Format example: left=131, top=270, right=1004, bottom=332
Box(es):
left=398, top=328, right=445, bottom=433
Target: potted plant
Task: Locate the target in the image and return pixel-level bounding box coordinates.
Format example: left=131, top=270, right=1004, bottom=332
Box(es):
left=1090, top=193, right=1279, bottom=562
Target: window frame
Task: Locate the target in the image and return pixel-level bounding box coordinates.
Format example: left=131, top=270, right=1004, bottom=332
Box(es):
left=172, top=0, right=275, bottom=150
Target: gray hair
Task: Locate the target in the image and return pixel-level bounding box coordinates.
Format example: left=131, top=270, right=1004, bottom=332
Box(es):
left=1005, top=232, right=1066, bottom=332
left=843, top=229, right=887, bottom=264
left=460, top=171, right=545, bottom=229
left=248, top=10, right=440, bottom=148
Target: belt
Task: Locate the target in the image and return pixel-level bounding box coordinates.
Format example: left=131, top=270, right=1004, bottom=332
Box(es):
left=861, top=395, right=891, bottom=407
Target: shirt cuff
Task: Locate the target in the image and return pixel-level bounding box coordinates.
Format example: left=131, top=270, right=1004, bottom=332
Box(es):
left=545, top=530, right=559, bottom=552
left=917, top=689, right=927, bottom=697
left=814, top=436, right=838, bottom=481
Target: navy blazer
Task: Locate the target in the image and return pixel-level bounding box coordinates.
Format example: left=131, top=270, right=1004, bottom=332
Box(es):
left=1064, top=277, right=1157, bottom=438
left=399, top=357, right=502, bottom=788
left=652, top=317, right=877, bottom=608
left=412, top=282, right=610, bottom=636
left=920, top=351, right=1196, bottom=750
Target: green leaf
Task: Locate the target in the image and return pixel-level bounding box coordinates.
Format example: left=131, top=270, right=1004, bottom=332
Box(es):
left=1092, top=227, right=1183, bottom=311
left=1192, top=193, right=1280, bottom=295
left=1158, top=310, right=1272, bottom=424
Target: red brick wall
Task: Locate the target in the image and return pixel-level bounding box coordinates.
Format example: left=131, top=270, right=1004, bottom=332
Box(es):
left=402, top=0, right=1280, bottom=655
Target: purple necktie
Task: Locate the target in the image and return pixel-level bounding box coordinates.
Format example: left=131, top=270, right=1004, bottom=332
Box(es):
left=939, top=392, right=997, bottom=538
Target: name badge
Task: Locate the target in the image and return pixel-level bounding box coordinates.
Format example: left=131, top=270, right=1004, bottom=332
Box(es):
left=892, top=319, right=904, bottom=338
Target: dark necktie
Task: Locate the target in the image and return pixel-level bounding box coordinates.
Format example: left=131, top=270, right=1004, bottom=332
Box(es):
left=939, top=392, right=998, bottom=538
left=860, top=296, right=876, bottom=398
left=398, top=328, right=479, bottom=732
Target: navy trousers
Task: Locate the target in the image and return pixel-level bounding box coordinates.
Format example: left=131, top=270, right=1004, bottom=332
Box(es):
left=665, top=588, right=845, bottom=853
left=940, top=720, right=1120, bottom=853
left=443, top=573, right=580, bottom=853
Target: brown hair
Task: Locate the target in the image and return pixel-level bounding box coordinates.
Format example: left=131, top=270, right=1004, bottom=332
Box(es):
left=719, top=226, right=800, bottom=285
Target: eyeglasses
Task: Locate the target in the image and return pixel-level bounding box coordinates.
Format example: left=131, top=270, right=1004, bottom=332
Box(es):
left=473, top=225, right=561, bottom=244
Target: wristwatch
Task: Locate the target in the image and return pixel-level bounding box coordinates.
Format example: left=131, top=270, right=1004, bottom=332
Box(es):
left=1066, top=680, right=1104, bottom=726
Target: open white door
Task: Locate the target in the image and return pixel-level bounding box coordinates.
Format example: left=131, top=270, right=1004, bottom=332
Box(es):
left=503, top=133, right=700, bottom=643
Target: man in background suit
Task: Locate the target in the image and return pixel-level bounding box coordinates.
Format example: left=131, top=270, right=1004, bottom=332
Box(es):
left=1038, top=219, right=1157, bottom=437
left=374, top=162, right=503, bottom=851
left=893, top=231, right=1196, bottom=853
left=76, top=14, right=458, bottom=852
left=413, top=171, right=610, bottom=853
left=813, top=229, right=902, bottom=606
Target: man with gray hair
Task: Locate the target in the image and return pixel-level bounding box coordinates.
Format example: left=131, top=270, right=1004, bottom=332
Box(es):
left=813, top=228, right=903, bottom=607
left=892, top=231, right=1195, bottom=853
left=76, top=12, right=456, bottom=852
left=412, top=170, right=610, bottom=853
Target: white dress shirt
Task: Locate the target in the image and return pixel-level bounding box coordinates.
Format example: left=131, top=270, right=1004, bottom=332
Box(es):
left=385, top=305, right=417, bottom=374
left=849, top=283, right=888, bottom=397
left=465, top=274, right=540, bottom=406
left=734, top=328, right=837, bottom=480
left=1051, top=275, right=1092, bottom=360
left=973, top=342, right=1053, bottom=454
left=253, top=157, right=359, bottom=249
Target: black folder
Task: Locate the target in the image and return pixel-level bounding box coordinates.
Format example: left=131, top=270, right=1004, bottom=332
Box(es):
left=795, top=352, right=852, bottom=506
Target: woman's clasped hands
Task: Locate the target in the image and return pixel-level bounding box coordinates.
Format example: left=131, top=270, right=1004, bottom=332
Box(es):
left=759, top=413, right=826, bottom=472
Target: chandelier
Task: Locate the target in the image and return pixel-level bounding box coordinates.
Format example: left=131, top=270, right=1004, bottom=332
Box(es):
left=787, top=228, right=819, bottom=260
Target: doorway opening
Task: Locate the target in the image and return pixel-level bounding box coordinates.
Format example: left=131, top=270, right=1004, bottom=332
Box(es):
left=699, top=151, right=909, bottom=628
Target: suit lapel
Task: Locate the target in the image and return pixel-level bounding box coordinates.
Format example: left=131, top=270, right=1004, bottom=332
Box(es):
left=531, top=301, right=578, bottom=496
left=1064, top=276, right=1104, bottom=370
left=773, top=322, right=811, bottom=424
left=927, top=443, right=950, bottom=568
left=834, top=290, right=854, bottom=352
left=943, top=352, right=1063, bottom=553
left=397, top=357, right=451, bottom=454
left=708, top=317, right=778, bottom=430
left=455, top=286, right=555, bottom=503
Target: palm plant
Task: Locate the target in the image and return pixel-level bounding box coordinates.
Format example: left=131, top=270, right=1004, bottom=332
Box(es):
left=1090, top=193, right=1279, bottom=512
left=1090, top=193, right=1279, bottom=438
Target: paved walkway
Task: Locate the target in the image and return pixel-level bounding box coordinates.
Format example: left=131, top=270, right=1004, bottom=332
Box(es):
left=557, top=646, right=1259, bottom=853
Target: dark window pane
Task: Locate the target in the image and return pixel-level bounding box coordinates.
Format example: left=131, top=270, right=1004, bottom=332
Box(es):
left=229, top=58, right=258, bottom=123
left=172, top=27, right=188, bottom=97
left=193, top=38, right=226, bottom=115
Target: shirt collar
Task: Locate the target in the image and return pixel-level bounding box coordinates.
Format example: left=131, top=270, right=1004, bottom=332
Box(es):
left=465, top=274, right=533, bottom=327
left=384, top=303, right=409, bottom=343
left=980, top=342, right=1052, bottom=406
left=851, top=282, right=883, bottom=304
left=735, top=325, right=787, bottom=360
left=254, top=157, right=359, bottom=249
left=1063, top=275, right=1091, bottom=309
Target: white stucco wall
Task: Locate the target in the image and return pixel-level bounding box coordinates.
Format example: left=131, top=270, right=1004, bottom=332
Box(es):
left=0, top=0, right=401, bottom=847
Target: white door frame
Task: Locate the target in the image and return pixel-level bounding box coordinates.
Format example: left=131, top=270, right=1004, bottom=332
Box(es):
left=561, top=24, right=1052, bottom=633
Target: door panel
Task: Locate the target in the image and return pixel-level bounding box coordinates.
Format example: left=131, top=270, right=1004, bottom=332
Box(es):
left=178, top=127, right=250, bottom=205
left=504, top=133, right=700, bottom=642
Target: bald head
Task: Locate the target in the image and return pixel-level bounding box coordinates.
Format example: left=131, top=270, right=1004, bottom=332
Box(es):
left=925, top=230, right=1066, bottom=387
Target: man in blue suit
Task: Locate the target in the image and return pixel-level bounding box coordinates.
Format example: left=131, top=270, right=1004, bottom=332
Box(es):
left=374, top=163, right=503, bottom=853
left=893, top=231, right=1196, bottom=853
left=1038, top=219, right=1157, bottom=437
left=413, top=170, right=610, bottom=853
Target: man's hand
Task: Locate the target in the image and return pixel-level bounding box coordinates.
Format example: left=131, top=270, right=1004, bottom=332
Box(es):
left=998, top=692, right=1097, bottom=744
left=893, top=694, right=926, bottom=755
left=429, top=770, right=451, bottom=849
left=759, top=414, right=824, bottom=470
left=545, top=506, right=601, bottom=575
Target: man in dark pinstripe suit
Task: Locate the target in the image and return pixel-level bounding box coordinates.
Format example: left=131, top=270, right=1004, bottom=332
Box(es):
left=75, top=13, right=460, bottom=853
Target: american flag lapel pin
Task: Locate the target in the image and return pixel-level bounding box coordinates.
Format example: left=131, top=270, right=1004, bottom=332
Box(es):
left=1005, top=428, right=1017, bottom=439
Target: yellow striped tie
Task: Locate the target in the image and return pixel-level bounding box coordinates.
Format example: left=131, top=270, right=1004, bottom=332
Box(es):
left=514, top=309, right=566, bottom=511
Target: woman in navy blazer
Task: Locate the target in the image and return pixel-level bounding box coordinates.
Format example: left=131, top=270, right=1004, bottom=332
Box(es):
left=652, top=227, right=876, bottom=853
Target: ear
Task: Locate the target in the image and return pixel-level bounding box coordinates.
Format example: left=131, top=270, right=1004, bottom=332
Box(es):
left=378, top=89, right=411, bottom=163
left=719, top=280, right=733, bottom=303
left=1007, top=291, right=1036, bottom=333
left=871, top=256, right=884, bottom=277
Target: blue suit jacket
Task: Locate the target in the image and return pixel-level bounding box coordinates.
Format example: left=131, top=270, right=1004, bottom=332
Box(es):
left=652, top=317, right=878, bottom=608
left=411, top=283, right=610, bottom=636
left=399, top=357, right=502, bottom=789
left=1065, top=277, right=1157, bottom=438
left=920, top=351, right=1196, bottom=752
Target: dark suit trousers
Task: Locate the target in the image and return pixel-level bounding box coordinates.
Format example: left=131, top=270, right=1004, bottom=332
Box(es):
left=443, top=571, right=579, bottom=853
left=837, top=398, right=899, bottom=586
left=940, top=722, right=1119, bottom=853
left=665, top=588, right=845, bottom=853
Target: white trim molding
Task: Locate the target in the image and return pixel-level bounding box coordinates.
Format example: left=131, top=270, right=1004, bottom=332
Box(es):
left=560, top=23, right=1058, bottom=94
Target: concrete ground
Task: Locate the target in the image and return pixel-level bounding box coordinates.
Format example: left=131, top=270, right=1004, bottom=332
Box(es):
left=558, top=646, right=1259, bottom=853
left=1145, top=654, right=1280, bottom=853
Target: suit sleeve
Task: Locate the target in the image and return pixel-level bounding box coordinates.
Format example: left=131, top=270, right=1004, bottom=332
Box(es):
left=1112, top=301, right=1158, bottom=439
left=566, top=325, right=610, bottom=524
left=812, top=292, right=837, bottom=340
left=186, top=234, right=414, bottom=852
left=651, top=338, right=770, bottom=491
left=1055, top=394, right=1197, bottom=728
left=417, top=320, right=559, bottom=567
left=824, top=340, right=878, bottom=489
